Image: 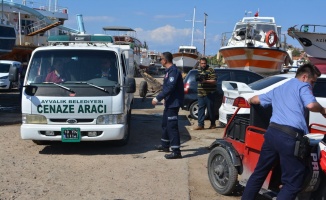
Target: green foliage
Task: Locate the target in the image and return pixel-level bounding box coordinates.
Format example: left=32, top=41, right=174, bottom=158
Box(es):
left=207, top=55, right=220, bottom=66
left=292, top=48, right=301, bottom=57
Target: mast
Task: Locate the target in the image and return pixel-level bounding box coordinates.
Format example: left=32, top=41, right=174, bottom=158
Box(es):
left=186, top=7, right=201, bottom=47
left=203, top=13, right=208, bottom=57
left=191, top=7, right=195, bottom=46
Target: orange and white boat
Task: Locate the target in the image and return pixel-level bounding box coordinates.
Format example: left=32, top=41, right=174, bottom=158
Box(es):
left=219, top=15, right=292, bottom=76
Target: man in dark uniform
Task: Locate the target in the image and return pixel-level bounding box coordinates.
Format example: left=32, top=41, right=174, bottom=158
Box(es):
left=152, top=52, right=184, bottom=159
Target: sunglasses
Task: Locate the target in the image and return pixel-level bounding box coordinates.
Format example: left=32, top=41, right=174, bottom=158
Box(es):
left=159, top=57, right=165, bottom=62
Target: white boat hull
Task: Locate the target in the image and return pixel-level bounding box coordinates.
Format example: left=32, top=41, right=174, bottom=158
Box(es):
left=172, top=53, right=199, bottom=72
left=288, top=27, right=326, bottom=73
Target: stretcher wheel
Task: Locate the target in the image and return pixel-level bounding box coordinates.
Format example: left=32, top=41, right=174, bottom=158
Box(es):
left=207, top=146, right=238, bottom=195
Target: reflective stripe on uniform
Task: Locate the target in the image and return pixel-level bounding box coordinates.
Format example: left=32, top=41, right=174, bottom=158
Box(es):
left=168, top=116, right=178, bottom=120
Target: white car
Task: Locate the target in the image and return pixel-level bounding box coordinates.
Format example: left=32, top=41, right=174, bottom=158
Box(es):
left=219, top=73, right=326, bottom=127
left=0, top=60, right=21, bottom=90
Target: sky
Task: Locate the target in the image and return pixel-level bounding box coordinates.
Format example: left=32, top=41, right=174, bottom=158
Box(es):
left=54, top=0, right=324, bottom=56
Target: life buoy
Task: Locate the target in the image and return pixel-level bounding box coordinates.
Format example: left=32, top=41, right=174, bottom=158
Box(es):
left=265, top=30, right=278, bottom=47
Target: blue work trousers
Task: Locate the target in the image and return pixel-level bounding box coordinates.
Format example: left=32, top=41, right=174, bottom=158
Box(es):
left=241, top=127, right=306, bottom=200
left=198, top=92, right=216, bottom=127
left=161, top=107, right=181, bottom=154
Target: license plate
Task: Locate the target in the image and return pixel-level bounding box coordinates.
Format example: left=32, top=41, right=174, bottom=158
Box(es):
left=61, top=128, right=81, bottom=142
left=225, top=98, right=234, bottom=105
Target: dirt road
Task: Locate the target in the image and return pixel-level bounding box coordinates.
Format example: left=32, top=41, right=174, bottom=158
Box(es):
left=0, top=79, right=246, bottom=200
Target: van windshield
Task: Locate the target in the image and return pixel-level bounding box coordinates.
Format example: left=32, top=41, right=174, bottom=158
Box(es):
left=26, top=50, right=119, bottom=87
left=0, top=63, right=11, bottom=73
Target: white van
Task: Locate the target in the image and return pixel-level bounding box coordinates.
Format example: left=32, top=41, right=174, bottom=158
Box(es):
left=9, top=34, right=136, bottom=145
left=0, top=60, right=21, bottom=90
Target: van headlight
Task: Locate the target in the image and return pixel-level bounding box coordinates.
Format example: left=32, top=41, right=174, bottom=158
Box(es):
left=23, top=114, right=47, bottom=124
left=96, top=114, right=125, bottom=124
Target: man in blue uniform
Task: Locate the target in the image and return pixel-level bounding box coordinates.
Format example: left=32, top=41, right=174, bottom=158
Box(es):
left=152, top=52, right=184, bottom=159
left=242, top=63, right=326, bottom=200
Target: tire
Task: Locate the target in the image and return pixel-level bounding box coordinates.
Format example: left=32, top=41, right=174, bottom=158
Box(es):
left=139, top=81, right=148, bottom=97
left=113, top=109, right=131, bottom=146
left=189, top=101, right=208, bottom=120
left=207, top=146, right=238, bottom=195
left=7, top=82, right=12, bottom=91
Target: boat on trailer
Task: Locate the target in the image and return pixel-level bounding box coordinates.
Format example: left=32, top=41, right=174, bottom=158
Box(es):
left=219, top=15, right=292, bottom=76
left=172, top=8, right=201, bottom=74
left=172, top=45, right=200, bottom=73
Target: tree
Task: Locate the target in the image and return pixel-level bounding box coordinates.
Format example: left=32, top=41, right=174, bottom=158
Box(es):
left=292, top=48, right=301, bottom=57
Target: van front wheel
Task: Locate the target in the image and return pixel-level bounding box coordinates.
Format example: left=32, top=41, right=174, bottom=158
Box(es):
left=112, top=109, right=131, bottom=146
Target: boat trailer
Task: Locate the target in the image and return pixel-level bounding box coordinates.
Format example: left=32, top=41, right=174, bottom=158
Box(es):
left=138, top=68, right=163, bottom=99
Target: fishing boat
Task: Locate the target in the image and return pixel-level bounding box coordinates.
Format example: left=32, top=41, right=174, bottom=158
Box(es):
left=172, top=45, right=200, bottom=73
left=288, top=24, right=326, bottom=73
left=172, top=8, right=201, bottom=73
left=0, top=0, right=78, bottom=62
left=219, top=14, right=292, bottom=75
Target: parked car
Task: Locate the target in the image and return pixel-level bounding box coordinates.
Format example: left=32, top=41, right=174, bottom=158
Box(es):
left=0, top=60, right=21, bottom=90
left=182, top=68, right=264, bottom=119
left=219, top=73, right=326, bottom=126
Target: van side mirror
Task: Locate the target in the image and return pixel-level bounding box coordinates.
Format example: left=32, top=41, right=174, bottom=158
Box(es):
left=125, top=77, right=136, bottom=93
left=25, top=85, right=38, bottom=96
left=9, top=66, right=18, bottom=82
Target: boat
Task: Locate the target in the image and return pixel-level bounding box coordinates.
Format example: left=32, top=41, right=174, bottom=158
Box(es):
left=140, top=48, right=151, bottom=70
left=172, top=45, right=200, bottom=73
left=288, top=24, right=326, bottom=73
left=219, top=14, right=292, bottom=76
left=103, top=26, right=149, bottom=73
left=172, top=8, right=201, bottom=73
left=147, top=50, right=160, bottom=65
left=0, top=0, right=78, bottom=62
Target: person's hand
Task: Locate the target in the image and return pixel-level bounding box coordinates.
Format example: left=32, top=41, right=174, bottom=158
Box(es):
left=152, top=98, right=158, bottom=106
left=321, top=108, right=326, bottom=118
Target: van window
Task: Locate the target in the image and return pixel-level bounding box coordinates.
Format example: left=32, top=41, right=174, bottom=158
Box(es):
left=26, top=50, right=119, bottom=86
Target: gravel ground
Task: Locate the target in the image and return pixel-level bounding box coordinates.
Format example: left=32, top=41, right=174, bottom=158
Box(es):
left=0, top=80, right=249, bottom=200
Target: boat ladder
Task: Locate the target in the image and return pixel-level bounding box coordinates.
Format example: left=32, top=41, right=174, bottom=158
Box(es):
left=26, top=20, right=63, bottom=36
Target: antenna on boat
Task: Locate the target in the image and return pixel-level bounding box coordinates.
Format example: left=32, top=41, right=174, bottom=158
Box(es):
left=186, top=7, right=201, bottom=46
